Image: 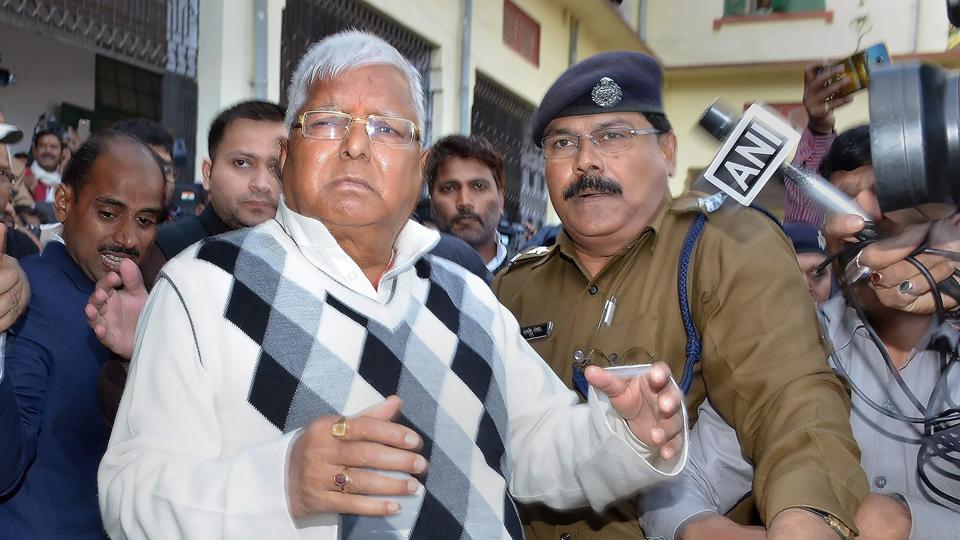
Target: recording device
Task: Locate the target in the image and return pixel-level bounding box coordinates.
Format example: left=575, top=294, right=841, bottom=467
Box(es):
left=698, top=101, right=874, bottom=223
left=76, top=119, right=91, bottom=141
left=868, top=61, right=960, bottom=216
left=817, top=43, right=890, bottom=100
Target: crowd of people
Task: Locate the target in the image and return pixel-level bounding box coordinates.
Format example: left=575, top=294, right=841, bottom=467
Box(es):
left=0, top=28, right=957, bottom=540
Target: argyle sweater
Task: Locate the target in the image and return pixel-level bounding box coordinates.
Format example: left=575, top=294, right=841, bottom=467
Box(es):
left=98, top=203, right=686, bottom=540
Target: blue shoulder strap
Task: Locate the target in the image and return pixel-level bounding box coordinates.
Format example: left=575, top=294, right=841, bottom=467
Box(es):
left=677, top=213, right=707, bottom=394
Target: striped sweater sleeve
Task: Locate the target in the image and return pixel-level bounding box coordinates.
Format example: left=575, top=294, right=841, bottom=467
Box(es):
left=783, top=126, right=836, bottom=227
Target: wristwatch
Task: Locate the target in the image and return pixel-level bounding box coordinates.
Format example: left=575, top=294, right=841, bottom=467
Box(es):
left=800, top=507, right=856, bottom=539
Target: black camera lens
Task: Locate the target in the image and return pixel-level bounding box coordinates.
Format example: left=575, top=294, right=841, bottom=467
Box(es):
left=869, top=62, right=960, bottom=214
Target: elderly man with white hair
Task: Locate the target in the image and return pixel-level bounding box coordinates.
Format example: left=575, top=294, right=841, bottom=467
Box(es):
left=97, top=31, right=687, bottom=539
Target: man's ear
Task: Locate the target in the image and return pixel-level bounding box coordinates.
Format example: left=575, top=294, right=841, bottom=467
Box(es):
left=54, top=183, right=73, bottom=223
left=659, top=132, right=678, bottom=178
left=278, top=136, right=289, bottom=174
left=200, top=158, right=213, bottom=191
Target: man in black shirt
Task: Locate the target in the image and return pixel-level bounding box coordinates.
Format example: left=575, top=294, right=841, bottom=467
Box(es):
left=140, top=101, right=286, bottom=288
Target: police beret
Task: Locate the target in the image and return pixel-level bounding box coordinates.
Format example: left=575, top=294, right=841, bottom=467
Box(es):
left=783, top=222, right=828, bottom=256
left=531, top=51, right=664, bottom=146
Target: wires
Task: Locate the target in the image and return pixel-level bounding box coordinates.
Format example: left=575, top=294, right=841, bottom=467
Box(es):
left=825, top=240, right=960, bottom=506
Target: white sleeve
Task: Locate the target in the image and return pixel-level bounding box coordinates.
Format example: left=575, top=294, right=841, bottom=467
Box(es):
left=900, top=493, right=960, bottom=540
left=97, top=276, right=309, bottom=540
left=499, top=304, right=688, bottom=512
left=639, top=400, right=754, bottom=539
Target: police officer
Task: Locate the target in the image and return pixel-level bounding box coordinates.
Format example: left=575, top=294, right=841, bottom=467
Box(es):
left=493, top=51, right=868, bottom=539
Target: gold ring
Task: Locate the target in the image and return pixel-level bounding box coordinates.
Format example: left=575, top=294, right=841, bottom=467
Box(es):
left=333, top=467, right=351, bottom=493
left=331, top=416, right=349, bottom=440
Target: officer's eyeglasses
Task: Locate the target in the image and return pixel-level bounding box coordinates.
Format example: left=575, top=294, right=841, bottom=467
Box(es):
left=542, top=127, right=661, bottom=160
left=292, top=110, right=421, bottom=147
left=571, top=347, right=654, bottom=397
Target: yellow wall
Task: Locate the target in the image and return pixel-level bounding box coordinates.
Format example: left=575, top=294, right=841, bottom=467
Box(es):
left=648, top=0, right=949, bottom=67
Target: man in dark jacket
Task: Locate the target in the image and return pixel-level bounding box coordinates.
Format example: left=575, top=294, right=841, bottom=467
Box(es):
left=0, top=131, right=165, bottom=538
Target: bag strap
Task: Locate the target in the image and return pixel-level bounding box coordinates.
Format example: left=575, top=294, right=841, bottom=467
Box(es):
left=677, top=213, right=707, bottom=393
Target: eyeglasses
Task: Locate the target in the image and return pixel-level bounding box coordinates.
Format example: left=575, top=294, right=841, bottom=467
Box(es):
left=571, top=347, right=654, bottom=397
left=541, top=127, right=661, bottom=160
left=0, top=169, right=17, bottom=184
left=292, top=110, right=421, bottom=147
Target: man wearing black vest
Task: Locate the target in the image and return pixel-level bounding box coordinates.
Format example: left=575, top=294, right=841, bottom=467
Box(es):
left=140, top=100, right=286, bottom=289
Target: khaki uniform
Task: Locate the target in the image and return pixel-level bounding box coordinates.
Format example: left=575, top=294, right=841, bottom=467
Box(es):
left=493, top=194, right=868, bottom=540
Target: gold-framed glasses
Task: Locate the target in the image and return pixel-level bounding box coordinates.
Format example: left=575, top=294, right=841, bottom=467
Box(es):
left=542, top=127, right=661, bottom=160
left=292, top=110, right=421, bottom=146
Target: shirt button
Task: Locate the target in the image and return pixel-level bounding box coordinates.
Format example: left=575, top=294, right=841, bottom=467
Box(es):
left=559, top=534, right=572, bottom=540
left=874, top=475, right=887, bottom=489
left=588, top=285, right=599, bottom=295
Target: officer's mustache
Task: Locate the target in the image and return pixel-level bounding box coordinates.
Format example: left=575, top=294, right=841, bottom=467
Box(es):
left=562, top=174, right=624, bottom=200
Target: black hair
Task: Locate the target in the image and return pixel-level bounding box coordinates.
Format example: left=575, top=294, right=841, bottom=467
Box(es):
left=12, top=152, right=28, bottom=160
left=208, top=100, right=284, bottom=157
left=62, top=129, right=165, bottom=199
left=423, top=134, right=505, bottom=192
left=642, top=111, right=673, bottom=135
left=32, top=129, right=63, bottom=150
left=818, top=125, right=871, bottom=181
left=111, top=118, right=175, bottom=158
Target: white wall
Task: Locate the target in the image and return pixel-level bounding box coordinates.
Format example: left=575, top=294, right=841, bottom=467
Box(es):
left=0, top=23, right=96, bottom=154
left=194, top=0, right=285, bottom=180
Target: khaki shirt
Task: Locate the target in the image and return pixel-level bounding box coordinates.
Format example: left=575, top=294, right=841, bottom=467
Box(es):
left=493, top=194, right=869, bottom=540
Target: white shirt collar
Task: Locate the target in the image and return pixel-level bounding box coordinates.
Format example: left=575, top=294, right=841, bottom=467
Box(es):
left=275, top=198, right=440, bottom=301
left=30, top=160, right=61, bottom=187
left=486, top=232, right=508, bottom=272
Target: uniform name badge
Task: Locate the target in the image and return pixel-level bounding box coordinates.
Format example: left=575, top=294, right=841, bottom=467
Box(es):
left=521, top=321, right=553, bottom=341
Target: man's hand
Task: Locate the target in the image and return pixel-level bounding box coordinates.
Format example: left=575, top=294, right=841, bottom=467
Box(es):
left=825, top=214, right=960, bottom=313
left=681, top=513, right=766, bottom=540
left=0, top=224, right=29, bottom=332
left=287, top=396, right=427, bottom=519
left=803, top=63, right=852, bottom=135
left=854, top=493, right=911, bottom=540
left=583, top=361, right=683, bottom=460
left=85, top=258, right=148, bottom=359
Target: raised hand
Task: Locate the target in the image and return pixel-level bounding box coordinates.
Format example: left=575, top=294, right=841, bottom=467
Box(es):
left=584, top=361, right=683, bottom=460
left=803, top=62, right=853, bottom=135
left=85, top=258, right=148, bottom=359
left=0, top=224, right=29, bottom=332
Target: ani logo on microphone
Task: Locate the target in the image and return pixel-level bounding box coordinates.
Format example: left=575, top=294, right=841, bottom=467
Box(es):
left=703, top=103, right=800, bottom=206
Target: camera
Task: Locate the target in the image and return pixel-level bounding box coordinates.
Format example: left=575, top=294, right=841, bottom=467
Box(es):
left=868, top=62, right=960, bottom=216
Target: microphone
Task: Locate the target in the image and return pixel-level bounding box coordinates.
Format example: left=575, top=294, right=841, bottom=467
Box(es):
left=698, top=101, right=874, bottom=227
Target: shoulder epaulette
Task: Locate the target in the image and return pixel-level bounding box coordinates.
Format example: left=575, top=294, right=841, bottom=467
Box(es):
left=504, top=245, right=555, bottom=270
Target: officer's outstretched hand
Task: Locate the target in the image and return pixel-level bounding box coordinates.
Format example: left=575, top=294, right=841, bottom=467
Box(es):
left=584, top=361, right=683, bottom=460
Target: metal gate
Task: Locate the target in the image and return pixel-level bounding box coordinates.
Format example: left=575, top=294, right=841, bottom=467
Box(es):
left=0, top=0, right=199, bottom=183
left=471, top=74, right=546, bottom=228
left=280, top=0, right=434, bottom=144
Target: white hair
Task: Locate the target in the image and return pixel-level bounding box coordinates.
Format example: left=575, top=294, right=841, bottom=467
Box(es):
left=285, top=30, right=425, bottom=131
